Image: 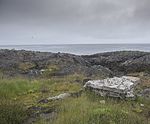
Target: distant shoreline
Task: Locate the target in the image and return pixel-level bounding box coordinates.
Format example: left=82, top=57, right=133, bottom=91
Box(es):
left=0, top=44, right=150, bottom=55
left=1, top=43, right=150, bottom=45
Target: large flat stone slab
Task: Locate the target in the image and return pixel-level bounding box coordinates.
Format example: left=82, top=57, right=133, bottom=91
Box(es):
left=84, top=76, right=140, bottom=98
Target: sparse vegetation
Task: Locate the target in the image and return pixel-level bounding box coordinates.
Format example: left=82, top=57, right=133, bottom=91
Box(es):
left=0, top=75, right=83, bottom=124
left=0, top=74, right=150, bottom=124
left=0, top=100, right=27, bottom=124
left=37, top=91, right=149, bottom=124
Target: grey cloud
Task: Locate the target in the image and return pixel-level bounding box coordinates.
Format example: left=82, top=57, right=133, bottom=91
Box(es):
left=0, top=0, right=150, bottom=44
left=133, top=0, right=150, bottom=23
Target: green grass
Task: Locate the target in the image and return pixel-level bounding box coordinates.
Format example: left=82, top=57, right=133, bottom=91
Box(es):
left=0, top=100, right=27, bottom=124
left=0, top=75, right=82, bottom=124
left=51, top=93, right=148, bottom=124
left=0, top=74, right=150, bottom=124
left=0, top=78, right=41, bottom=124
left=0, top=78, right=40, bottom=99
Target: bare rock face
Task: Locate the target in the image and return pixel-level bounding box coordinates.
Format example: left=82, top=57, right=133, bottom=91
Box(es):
left=84, top=76, right=140, bottom=99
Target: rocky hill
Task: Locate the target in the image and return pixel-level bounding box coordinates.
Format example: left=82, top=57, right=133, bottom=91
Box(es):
left=83, top=51, right=150, bottom=75
left=0, top=49, right=150, bottom=77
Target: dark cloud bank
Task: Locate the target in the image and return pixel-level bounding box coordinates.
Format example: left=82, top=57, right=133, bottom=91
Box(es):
left=0, top=0, right=150, bottom=44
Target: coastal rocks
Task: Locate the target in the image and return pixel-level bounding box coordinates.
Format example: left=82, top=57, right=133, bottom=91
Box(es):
left=51, top=64, right=112, bottom=77
left=121, top=54, right=150, bottom=73
left=84, top=76, right=140, bottom=99
left=1, top=49, right=150, bottom=78
left=0, top=49, right=112, bottom=77
left=83, top=51, right=150, bottom=74
left=85, top=65, right=113, bottom=77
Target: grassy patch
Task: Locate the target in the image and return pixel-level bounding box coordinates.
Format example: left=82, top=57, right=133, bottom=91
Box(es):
left=52, top=93, right=148, bottom=124
left=0, top=100, right=27, bottom=124
left=50, top=82, right=81, bottom=94
left=0, top=75, right=82, bottom=124
left=0, top=78, right=40, bottom=99
left=0, top=74, right=149, bottom=124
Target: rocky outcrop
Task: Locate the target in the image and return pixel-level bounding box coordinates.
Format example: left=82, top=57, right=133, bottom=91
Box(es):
left=0, top=49, right=150, bottom=77
left=84, top=76, right=140, bottom=99
left=0, top=49, right=112, bottom=77
left=82, top=51, right=150, bottom=75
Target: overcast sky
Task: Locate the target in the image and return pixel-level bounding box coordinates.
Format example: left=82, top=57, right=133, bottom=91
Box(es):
left=0, top=0, right=150, bottom=44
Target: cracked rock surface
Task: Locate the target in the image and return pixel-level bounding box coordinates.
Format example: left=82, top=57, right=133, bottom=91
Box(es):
left=84, top=76, right=140, bottom=98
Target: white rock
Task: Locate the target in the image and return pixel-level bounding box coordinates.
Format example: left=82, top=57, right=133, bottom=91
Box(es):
left=99, top=100, right=106, bottom=104
left=47, top=93, right=71, bottom=101
left=140, top=104, right=144, bottom=107
left=84, top=76, right=140, bottom=98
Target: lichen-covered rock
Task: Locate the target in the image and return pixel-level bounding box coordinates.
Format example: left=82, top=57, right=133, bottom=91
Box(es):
left=84, top=76, right=140, bottom=98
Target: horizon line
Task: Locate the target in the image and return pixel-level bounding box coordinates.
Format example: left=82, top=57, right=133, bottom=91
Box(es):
left=0, top=43, right=150, bottom=46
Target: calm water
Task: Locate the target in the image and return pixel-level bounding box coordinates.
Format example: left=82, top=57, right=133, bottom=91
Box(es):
left=0, top=44, right=150, bottom=55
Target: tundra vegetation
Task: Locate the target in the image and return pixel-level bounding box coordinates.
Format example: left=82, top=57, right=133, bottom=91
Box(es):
left=0, top=73, right=150, bottom=124
left=0, top=50, right=150, bottom=124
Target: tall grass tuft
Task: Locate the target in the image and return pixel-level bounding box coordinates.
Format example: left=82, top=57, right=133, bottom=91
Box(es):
left=0, top=100, right=27, bottom=124
left=53, top=93, right=147, bottom=124
left=0, top=78, right=40, bottom=99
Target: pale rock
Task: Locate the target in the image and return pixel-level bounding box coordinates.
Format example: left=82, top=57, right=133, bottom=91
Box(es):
left=99, top=100, right=106, bottom=104
left=140, top=104, right=144, bottom=107
left=47, top=93, right=71, bottom=101
left=84, top=76, right=140, bottom=98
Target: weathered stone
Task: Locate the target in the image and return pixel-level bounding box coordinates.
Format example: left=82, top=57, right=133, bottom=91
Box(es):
left=99, top=100, right=106, bottom=104
left=47, top=93, right=71, bottom=101
left=84, top=76, right=140, bottom=99
left=39, top=90, right=83, bottom=104
left=140, top=104, right=144, bottom=107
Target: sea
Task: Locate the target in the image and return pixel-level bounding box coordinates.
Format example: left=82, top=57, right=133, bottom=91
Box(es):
left=0, top=44, right=150, bottom=55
